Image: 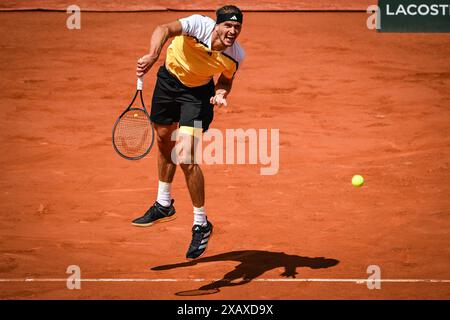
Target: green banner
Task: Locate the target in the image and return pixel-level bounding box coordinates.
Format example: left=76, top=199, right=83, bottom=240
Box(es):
left=379, top=0, right=450, bottom=32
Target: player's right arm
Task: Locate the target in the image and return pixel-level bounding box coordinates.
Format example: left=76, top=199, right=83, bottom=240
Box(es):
left=136, top=20, right=182, bottom=77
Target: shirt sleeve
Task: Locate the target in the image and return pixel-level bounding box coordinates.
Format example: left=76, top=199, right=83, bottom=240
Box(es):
left=222, top=45, right=245, bottom=79
left=179, top=14, right=210, bottom=38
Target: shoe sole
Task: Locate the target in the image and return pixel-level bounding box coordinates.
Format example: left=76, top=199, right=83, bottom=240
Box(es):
left=186, top=226, right=213, bottom=261
left=131, top=215, right=176, bottom=227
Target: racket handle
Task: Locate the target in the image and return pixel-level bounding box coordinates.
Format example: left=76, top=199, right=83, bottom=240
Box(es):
left=137, top=77, right=143, bottom=91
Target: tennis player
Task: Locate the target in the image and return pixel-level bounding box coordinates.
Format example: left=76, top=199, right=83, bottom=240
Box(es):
left=132, top=5, right=245, bottom=260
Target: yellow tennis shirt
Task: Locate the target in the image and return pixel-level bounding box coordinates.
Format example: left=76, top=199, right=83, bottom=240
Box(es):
left=165, top=14, right=245, bottom=88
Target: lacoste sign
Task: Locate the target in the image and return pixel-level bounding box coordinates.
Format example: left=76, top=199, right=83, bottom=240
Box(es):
left=373, top=0, right=450, bottom=32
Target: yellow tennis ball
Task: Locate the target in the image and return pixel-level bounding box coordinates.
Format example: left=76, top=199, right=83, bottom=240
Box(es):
left=352, top=175, right=364, bottom=187
left=133, top=113, right=138, bottom=118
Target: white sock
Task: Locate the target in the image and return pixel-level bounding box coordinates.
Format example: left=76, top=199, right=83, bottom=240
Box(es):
left=156, top=181, right=172, bottom=207
left=193, top=206, right=207, bottom=226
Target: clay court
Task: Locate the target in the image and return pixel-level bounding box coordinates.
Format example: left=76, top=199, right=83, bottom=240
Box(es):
left=1, top=1, right=450, bottom=299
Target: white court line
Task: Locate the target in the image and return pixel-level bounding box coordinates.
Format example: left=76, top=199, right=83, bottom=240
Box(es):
left=1, top=278, right=450, bottom=283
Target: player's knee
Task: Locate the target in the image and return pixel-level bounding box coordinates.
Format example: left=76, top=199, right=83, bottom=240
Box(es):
left=157, top=132, right=173, bottom=147
left=179, top=162, right=198, bottom=173
left=155, top=124, right=177, bottom=143
left=157, top=138, right=171, bottom=152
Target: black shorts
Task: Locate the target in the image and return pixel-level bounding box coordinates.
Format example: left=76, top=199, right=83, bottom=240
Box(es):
left=150, top=65, right=215, bottom=132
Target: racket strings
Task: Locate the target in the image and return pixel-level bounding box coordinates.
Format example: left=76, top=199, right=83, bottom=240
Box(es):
left=114, top=110, right=153, bottom=158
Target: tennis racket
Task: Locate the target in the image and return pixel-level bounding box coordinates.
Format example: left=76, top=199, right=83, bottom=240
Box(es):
left=112, top=77, right=155, bottom=160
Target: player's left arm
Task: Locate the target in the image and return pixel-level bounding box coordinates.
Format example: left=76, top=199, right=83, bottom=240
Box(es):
left=210, top=74, right=233, bottom=108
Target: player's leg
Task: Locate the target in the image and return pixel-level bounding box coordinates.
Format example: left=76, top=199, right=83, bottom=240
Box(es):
left=147, top=122, right=178, bottom=210
left=155, top=121, right=178, bottom=192
left=178, top=132, right=205, bottom=208
left=178, top=131, right=213, bottom=260
left=132, top=66, right=180, bottom=227
left=177, top=79, right=215, bottom=259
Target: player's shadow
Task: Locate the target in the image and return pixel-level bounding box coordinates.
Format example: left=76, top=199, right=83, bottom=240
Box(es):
left=151, top=250, right=339, bottom=296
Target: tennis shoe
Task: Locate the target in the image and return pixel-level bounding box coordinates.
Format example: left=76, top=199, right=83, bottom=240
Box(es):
left=186, top=220, right=213, bottom=260
left=132, top=200, right=176, bottom=227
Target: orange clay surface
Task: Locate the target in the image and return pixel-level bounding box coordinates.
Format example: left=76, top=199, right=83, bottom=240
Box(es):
left=1, top=12, right=450, bottom=299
